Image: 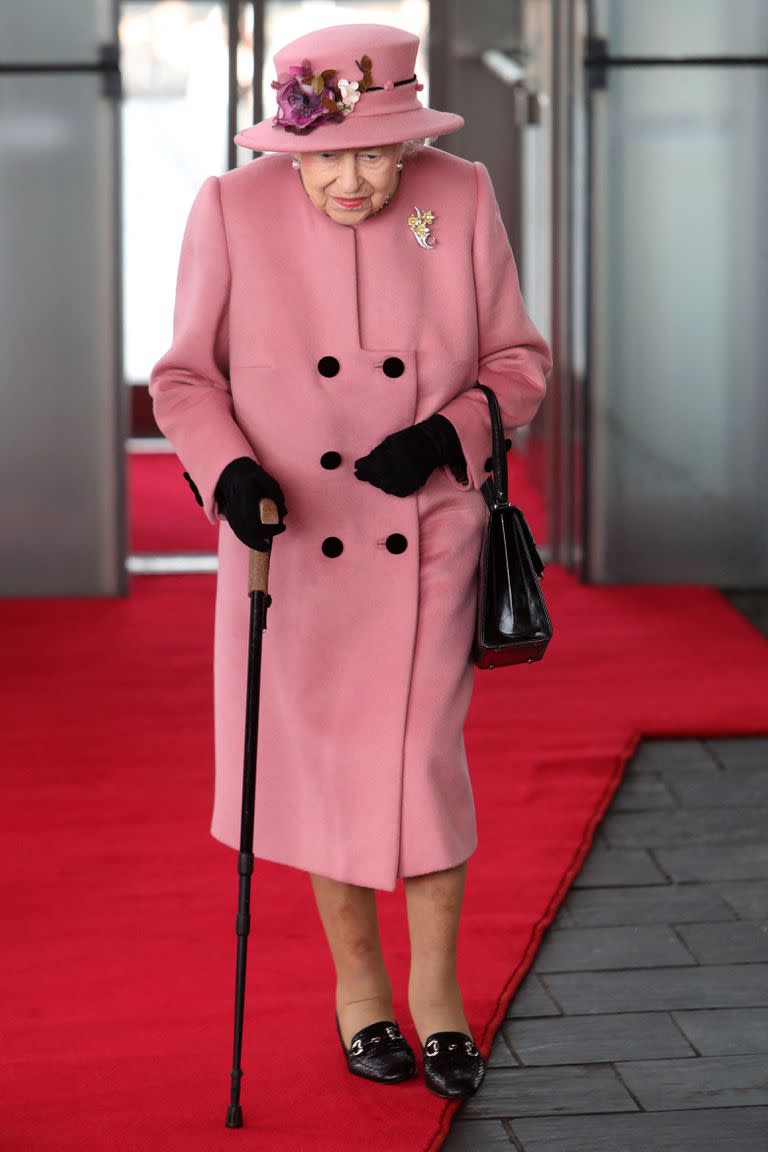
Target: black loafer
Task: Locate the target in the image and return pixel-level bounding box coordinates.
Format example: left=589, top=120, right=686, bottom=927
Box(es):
left=336, top=1013, right=417, bottom=1084
left=421, top=1031, right=486, bottom=1098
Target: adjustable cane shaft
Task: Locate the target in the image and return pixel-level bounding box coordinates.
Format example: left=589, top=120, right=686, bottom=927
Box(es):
left=226, top=851, right=254, bottom=1128
left=226, top=497, right=280, bottom=1128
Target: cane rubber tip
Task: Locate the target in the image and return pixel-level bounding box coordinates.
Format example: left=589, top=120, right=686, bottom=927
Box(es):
left=225, top=1104, right=243, bottom=1128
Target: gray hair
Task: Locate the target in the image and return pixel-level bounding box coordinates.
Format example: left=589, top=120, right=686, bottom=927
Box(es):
left=401, top=137, right=436, bottom=157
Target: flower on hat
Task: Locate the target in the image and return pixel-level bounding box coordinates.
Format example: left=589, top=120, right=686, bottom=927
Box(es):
left=337, top=78, right=361, bottom=114
left=271, top=53, right=374, bottom=133
left=271, top=58, right=341, bottom=131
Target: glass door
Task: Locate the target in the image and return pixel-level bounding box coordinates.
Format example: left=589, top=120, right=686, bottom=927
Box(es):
left=585, top=0, right=768, bottom=584
left=120, top=1, right=231, bottom=403
left=0, top=0, right=123, bottom=594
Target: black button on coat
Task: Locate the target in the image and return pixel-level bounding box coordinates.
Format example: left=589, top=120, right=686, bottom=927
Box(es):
left=385, top=533, right=408, bottom=554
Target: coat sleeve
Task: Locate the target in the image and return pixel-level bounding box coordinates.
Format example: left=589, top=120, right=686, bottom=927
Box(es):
left=436, top=160, right=553, bottom=491
left=148, top=175, right=258, bottom=524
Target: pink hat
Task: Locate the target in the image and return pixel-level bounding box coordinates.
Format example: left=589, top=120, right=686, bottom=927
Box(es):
left=234, top=23, right=464, bottom=152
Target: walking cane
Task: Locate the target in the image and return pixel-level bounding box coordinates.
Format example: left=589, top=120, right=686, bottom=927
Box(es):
left=225, top=497, right=281, bottom=1129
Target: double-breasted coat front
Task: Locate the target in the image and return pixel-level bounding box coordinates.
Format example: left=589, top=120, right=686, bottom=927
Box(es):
left=149, top=146, right=552, bottom=892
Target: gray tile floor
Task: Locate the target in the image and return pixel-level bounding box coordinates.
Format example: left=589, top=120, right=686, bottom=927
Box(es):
left=443, top=590, right=768, bottom=1151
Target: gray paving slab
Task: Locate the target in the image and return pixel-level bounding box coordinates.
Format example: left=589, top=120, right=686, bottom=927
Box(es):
left=488, top=1031, right=518, bottom=1067
left=571, top=847, right=668, bottom=887
left=505, top=973, right=561, bottom=1018
left=508, top=1106, right=768, bottom=1152
left=502, top=1011, right=693, bottom=1065
left=708, top=738, right=768, bottom=770
left=458, top=1065, right=638, bottom=1119
left=565, top=883, right=736, bottom=926
left=663, top=764, right=768, bottom=807
left=616, top=1053, right=768, bottom=1110
left=550, top=901, right=577, bottom=927
left=442, top=1119, right=514, bottom=1150
left=724, top=590, right=768, bottom=635
left=607, top=775, right=678, bottom=810
left=624, top=739, right=717, bottom=773
left=446, top=729, right=768, bottom=1150
left=532, top=924, right=694, bottom=972
left=601, top=806, right=768, bottom=848
left=675, top=921, right=768, bottom=964
left=655, top=842, right=768, bottom=882
left=543, top=964, right=768, bottom=1014
left=673, top=1008, right=768, bottom=1055
left=716, top=880, right=768, bottom=920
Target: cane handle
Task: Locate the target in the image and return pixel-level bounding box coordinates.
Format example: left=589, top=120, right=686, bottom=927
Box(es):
left=247, top=498, right=280, bottom=595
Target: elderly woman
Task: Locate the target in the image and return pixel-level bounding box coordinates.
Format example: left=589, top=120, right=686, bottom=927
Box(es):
left=149, top=23, right=551, bottom=1098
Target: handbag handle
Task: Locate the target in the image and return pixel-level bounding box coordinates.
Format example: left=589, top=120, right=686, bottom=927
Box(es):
left=473, top=381, right=545, bottom=576
left=473, top=382, right=508, bottom=505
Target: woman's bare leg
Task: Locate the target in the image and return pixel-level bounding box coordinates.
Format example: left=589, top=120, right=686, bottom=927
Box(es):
left=309, top=872, right=394, bottom=1048
left=403, top=859, right=472, bottom=1046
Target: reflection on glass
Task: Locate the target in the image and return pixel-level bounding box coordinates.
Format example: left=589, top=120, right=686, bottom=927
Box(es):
left=591, top=63, right=767, bottom=581
left=121, top=2, right=229, bottom=384
left=591, top=0, right=768, bottom=58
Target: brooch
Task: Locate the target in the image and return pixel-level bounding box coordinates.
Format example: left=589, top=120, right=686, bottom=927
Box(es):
left=407, top=207, right=437, bottom=249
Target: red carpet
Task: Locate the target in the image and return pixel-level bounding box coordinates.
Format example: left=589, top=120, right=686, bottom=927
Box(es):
left=129, top=451, right=218, bottom=552
left=3, top=565, right=767, bottom=1149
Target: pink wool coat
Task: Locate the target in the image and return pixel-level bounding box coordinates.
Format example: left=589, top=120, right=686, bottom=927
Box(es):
left=149, top=147, right=552, bottom=891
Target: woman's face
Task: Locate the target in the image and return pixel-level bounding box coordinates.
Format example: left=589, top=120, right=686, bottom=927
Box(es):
left=294, top=143, right=404, bottom=225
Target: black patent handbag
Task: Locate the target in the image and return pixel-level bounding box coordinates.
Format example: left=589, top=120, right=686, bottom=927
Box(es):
left=473, top=383, right=553, bottom=669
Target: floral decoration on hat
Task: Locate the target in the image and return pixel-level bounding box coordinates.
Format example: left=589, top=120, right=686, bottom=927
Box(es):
left=272, top=53, right=375, bottom=133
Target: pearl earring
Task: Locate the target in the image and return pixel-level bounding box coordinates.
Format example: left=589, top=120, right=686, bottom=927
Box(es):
left=396, top=160, right=403, bottom=170
left=291, top=157, right=300, bottom=169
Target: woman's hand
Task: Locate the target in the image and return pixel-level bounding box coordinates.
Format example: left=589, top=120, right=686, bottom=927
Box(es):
left=354, top=414, right=466, bottom=497
left=214, top=456, right=287, bottom=550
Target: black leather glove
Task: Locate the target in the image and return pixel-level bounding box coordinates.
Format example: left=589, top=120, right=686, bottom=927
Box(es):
left=214, top=456, right=287, bottom=550
left=353, top=414, right=467, bottom=497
